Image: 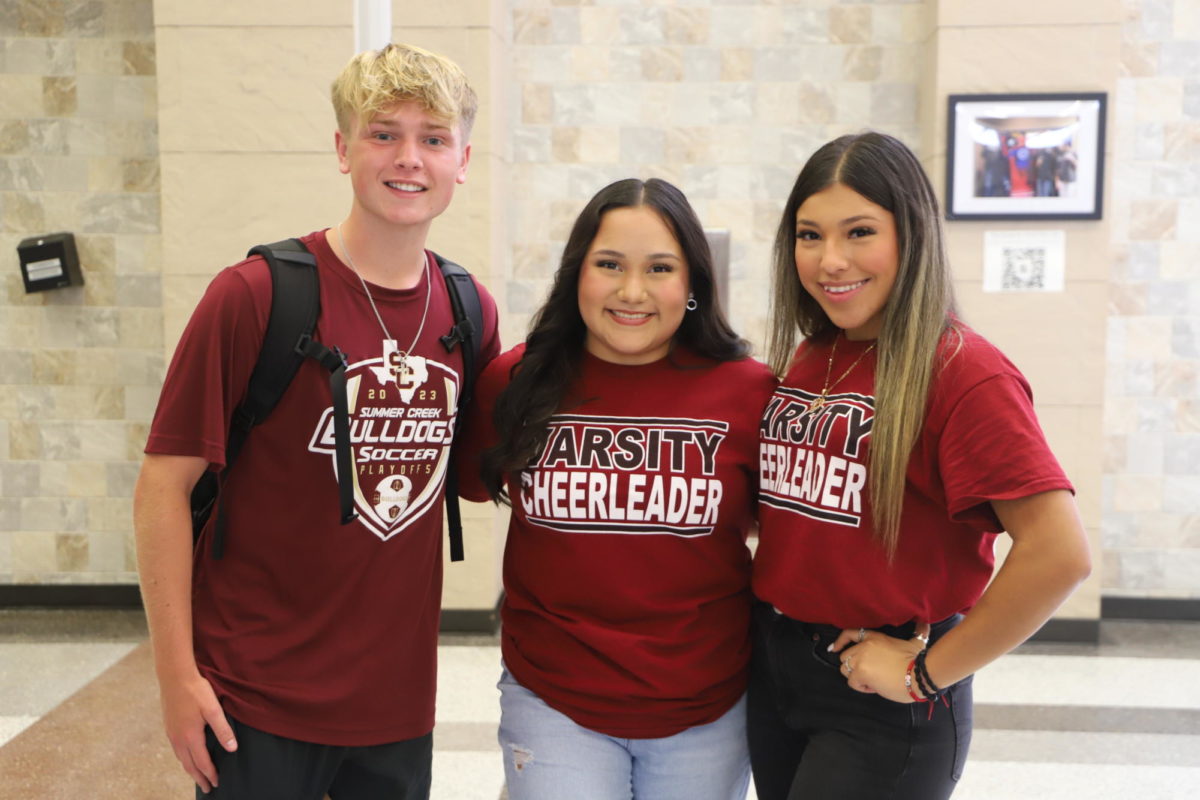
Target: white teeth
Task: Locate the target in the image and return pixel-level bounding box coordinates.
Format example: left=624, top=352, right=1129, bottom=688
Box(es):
left=386, top=182, right=425, bottom=192
left=825, top=280, right=867, bottom=294
left=610, top=310, right=651, bottom=320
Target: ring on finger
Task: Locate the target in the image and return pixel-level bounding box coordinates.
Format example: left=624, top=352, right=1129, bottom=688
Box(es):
left=842, top=657, right=854, bottom=675
left=856, top=627, right=867, bottom=643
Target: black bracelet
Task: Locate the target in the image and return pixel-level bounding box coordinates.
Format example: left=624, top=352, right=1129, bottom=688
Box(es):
left=913, top=649, right=945, bottom=700
left=914, top=650, right=935, bottom=694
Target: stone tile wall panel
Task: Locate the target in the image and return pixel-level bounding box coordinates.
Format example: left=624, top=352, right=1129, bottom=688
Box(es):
left=1, top=0, right=156, bottom=584
left=1104, top=0, right=1200, bottom=602
left=0, top=0, right=1193, bottom=599
left=510, top=0, right=932, bottom=373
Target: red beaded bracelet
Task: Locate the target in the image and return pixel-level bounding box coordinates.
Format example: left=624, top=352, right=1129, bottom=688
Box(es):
left=907, top=657, right=951, bottom=719
left=905, top=659, right=928, bottom=704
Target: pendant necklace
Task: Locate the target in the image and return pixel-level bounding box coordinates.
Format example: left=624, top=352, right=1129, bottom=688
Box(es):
left=337, top=223, right=431, bottom=376
left=807, top=335, right=876, bottom=413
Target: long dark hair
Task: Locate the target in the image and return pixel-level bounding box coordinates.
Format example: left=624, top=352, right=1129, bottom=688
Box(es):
left=766, top=131, right=959, bottom=557
left=481, top=177, right=748, bottom=503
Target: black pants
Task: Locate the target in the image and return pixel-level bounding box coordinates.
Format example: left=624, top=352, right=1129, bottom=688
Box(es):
left=201, top=715, right=432, bottom=800
left=747, top=602, right=972, bottom=800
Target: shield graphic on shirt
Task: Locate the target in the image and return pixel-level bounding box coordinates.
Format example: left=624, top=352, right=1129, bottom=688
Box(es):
left=308, top=354, right=459, bottom=541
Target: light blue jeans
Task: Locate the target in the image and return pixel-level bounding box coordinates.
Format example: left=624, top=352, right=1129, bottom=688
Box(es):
left=497, top=667, right=751, bottom=800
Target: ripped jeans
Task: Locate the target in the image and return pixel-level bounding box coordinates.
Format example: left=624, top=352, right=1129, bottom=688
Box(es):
left=496, top=667, right=750, bottom=800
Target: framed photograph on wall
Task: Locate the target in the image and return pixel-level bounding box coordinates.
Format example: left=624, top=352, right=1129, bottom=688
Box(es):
left=945, top=92, right=1106, bottom=221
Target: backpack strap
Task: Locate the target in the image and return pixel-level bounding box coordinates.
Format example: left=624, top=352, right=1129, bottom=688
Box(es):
left=197, top=238, right=356, bottom=559
left=235, top=240, right=321, bottom=458
left=434, top=254, right=484, bottom=563
left=435, top=255, right=483, bottom=406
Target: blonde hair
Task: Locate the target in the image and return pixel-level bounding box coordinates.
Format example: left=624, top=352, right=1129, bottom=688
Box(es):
left=331, top=43, right=478, bottom=140
left=768, top=132, right=960, bottom=559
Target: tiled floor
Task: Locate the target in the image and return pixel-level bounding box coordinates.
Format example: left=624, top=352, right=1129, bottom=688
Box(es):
left=1, top=610, right=1198, bottom=799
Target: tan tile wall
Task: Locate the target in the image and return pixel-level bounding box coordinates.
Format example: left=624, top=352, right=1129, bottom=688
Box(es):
left=923, top=1, right=1120, bottom=618
left=507, top=0, right=1142, bottom=614
left=2, top=0, right=1194, bottom=606
left=1, top=1, right=512, bottom=607
left=508, top=0, right=930, bottom=350
left=1104, top=0, right=1200, bottom=599
left=0, top=0, right=158, bottom=585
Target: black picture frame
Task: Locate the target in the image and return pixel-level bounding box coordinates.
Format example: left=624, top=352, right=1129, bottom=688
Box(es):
left=945, top=92, right=1106, bottom=221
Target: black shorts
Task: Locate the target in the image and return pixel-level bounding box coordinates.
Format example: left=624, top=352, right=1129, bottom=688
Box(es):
left=201, top=715, right=432, bottom=800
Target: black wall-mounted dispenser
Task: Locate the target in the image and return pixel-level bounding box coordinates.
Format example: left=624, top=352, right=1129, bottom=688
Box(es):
left=17, top=232, right=84, bottom=293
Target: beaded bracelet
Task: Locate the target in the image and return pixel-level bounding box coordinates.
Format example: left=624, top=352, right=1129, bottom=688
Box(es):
left=914, top=650, right=945, bottom=700
left=912, top=649, right=951, bottom=719
left=904, top=659, right=928, bottom=704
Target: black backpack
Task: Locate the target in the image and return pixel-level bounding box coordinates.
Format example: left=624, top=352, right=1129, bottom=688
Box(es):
left=189, top=238, right=483, bottom=563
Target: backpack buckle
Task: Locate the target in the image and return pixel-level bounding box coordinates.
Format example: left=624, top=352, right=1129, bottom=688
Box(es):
left=295, top=333, right=313, bottom=357
left=231, top=406, right=256, bottom=430
left=440, top=319, right=476, bottom=352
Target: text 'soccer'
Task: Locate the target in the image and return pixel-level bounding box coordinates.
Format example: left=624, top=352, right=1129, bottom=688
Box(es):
left=308, top=348, right=460, bottom=541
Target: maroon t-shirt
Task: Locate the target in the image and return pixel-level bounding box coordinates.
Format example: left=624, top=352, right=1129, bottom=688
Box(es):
left=755, top=325, right=1072, bottom=629
left=459, top=345, right=777, bottom=738
left=146, top=229, right=499, bottom=745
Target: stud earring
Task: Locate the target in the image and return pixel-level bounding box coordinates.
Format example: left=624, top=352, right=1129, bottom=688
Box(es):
left=686, top=292, right=698, bottom=311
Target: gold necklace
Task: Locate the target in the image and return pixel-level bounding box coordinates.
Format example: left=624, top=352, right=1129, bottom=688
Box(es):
left=807, top=336, right=876, bottom=413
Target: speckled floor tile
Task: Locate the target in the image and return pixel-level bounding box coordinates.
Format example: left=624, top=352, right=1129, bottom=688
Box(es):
left=974, top=653, right=1200, bottom=709
left=0, top=612, right=1197, bottom=799
left=0, top=642, right=137, bottom=720
left=955, top=760, right=1200, bottom=800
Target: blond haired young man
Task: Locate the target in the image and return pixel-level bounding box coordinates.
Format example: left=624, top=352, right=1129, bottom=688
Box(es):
left=135, top=44, right=499, bottom=799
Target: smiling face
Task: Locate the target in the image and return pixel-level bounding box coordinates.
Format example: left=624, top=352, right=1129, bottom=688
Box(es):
left=336, top=100, right=471, bottom=235
left=794, top=182, right=900, bottom=341
left=577, top=206, right=690, bottom=365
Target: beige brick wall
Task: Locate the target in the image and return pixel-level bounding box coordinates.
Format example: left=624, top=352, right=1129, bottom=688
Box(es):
left=922, top=1, right=1121, bottom=618
left=507, top=0, right=931, bottom=351
left=0, top=0, right=159, bottom=584
left=1103, top=0, right=1200, bottom=598
left=2, top=0, right=1196, bottom=606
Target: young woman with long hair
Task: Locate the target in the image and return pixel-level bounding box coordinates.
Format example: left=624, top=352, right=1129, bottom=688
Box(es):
left=750, top=132, right=1091, bottom=799
left=459, top=178, right=775, bottom=799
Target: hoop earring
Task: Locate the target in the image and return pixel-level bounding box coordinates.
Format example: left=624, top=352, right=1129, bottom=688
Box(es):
left=686, top=292, right=698, bottom=311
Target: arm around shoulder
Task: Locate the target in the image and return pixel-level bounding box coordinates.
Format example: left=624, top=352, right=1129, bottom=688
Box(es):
left=473, top=274, right=503, bottom=368
left=455, top=348, right=519, bottom=504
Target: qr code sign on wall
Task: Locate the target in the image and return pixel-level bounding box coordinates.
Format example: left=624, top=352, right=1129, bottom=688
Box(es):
left=1001, top=247, right=1046, bottom=290
left=983, top=230, right=1064, bottom=293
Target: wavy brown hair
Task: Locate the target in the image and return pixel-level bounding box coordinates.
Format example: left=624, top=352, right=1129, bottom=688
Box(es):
left=768, top=132, right=960, bottom=558
left=481, top=178, right=749, bottom=503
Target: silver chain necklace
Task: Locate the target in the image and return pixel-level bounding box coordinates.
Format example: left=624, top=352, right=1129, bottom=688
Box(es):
left=336, top=222, right=431, bottom=369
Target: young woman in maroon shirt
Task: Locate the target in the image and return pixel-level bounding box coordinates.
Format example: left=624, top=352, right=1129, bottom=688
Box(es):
left=749, top=132, right=1092, bottom=799
left=459, top=178, right=775, bottom=799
